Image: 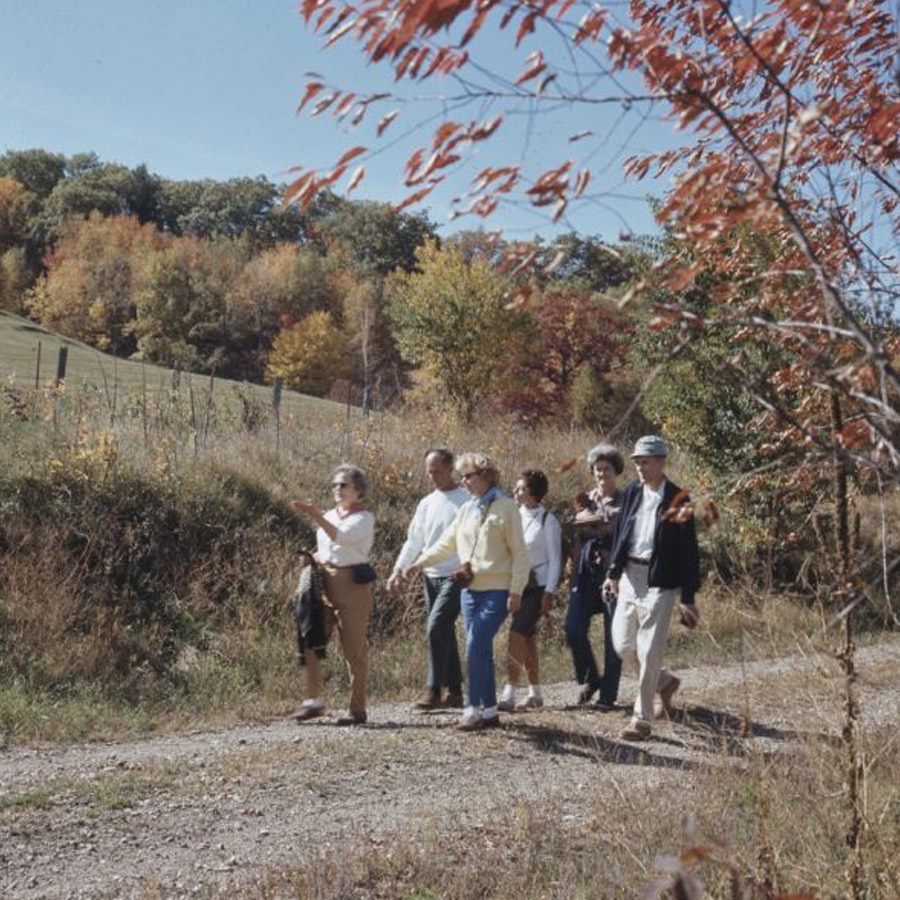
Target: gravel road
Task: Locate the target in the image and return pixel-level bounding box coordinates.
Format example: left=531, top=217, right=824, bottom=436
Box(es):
left=3, top=638, right=899, bottom=899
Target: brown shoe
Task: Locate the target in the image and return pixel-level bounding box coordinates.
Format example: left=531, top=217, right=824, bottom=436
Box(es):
left=457, top=713, right=484, bottom=732
left=294, top=705, right=324, bottom=722
left=413, top=691, right=442, bottom=711
left=336, top=711, right=367, bottom=726
left=481, top=714, right=501, bottom=729
left=443, top=691, right=465, bottom=709
left=657, top=674, right=681, bottom=719
left=620, top=718, right=652, bottom=741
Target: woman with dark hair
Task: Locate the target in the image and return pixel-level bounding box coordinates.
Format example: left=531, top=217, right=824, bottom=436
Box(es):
left=404, top=453, right=530, bottom=731
left=291, top=464, right=375, bottom=726
left=497, top=469, right=562, bottom=711
left=565, top=444, right=624, bottom=709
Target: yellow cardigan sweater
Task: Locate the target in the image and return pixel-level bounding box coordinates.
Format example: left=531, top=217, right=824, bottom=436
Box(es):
left=415, top=495, right=530, bottom=594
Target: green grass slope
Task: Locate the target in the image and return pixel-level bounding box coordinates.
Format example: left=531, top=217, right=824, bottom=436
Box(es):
left=0, top=310, right=343, bottom=419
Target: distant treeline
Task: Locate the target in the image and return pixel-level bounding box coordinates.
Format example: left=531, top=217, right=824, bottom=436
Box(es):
left=0, top=147, right=647, bottom=422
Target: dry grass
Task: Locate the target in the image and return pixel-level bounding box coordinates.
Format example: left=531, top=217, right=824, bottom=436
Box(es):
left=1, top=355, right=897, bottom=749
left=129, top=724, right=900, bottom=899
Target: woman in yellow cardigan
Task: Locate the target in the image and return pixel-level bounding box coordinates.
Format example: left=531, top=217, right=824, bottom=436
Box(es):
left=406, top=452, right=530, bottom=731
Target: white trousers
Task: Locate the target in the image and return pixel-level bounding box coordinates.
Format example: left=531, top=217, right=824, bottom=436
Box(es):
left=611, top=562, right=678, bottom=724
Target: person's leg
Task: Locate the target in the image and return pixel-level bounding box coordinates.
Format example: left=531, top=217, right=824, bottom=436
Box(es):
left=466, top=590, right=508, bottom=712
left=524, top=634, right=540, bottom=686
left=460, top=588, right=476, bottom=712
left=506, top=631, right=528, bottom=684
left=632, top=587, right=677, bottom=724
left=502, top=583, right=541, bottom=708
left=611, top=570, right=640, bottom=676
left=299, top=597, right=336, bottom=715
left=422, top=576, right=440, bottom=696
left=328, top=568, right=373, bottom=717
left=598, top=599, right=623, bottom=707
left=565, top=586, right=601, bottom=698
left=428, top=576, right=463, bottom=696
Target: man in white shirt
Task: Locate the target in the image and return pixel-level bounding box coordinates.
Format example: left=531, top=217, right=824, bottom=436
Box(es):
left=389, top=448, right=469, bottom=710
left=603, top=435, right=701, bottom=741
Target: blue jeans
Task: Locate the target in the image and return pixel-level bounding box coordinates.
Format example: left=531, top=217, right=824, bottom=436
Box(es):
left=461, top=588, right=508, bottom=710
left=565, top=587, right=622, bottom=705
left=424, top=575, right=463, bottom=695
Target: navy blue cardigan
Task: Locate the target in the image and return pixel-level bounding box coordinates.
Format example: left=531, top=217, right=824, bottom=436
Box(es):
left=606, top=478, right=701, bottom=605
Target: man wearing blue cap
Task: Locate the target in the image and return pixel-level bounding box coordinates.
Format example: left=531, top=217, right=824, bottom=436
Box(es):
left=602, top=435, right=701, bottom=741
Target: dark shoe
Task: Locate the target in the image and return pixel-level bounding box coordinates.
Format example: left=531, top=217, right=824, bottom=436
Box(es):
left=594, top=699, right=617, bottom=713
left=443, top=691, right=465, bottom=709
left=413, top=691, right=442, bottom=711
left=294, top=704, right=324, bottom=722
left=481, top=714, right=501, bottom=729
left=577, top=684, right=598, bottom=705
left=336, top=711, right=367, bottom=726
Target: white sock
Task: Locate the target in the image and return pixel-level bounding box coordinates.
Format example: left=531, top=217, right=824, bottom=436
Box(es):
left=483, top=705, right=498, bottom=719
left=302, top=697, right=324, bottom=709
left=463, top=705, right=479, bottom=719
left=528, top=685, right=542, bottom=700
left=500, top=683, right=516, bottom=701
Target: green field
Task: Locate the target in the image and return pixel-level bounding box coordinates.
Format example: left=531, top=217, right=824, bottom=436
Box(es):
left=0, top=309, right=344, bottom=421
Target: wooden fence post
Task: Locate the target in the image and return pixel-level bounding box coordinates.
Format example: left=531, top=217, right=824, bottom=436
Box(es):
left=273, top=377, right=283, bottom=455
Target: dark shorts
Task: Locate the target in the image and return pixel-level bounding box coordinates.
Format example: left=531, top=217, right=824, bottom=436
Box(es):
left=510, top=580, right=546, bottom=637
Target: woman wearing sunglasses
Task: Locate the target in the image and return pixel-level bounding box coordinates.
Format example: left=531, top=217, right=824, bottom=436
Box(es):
left=405, top=453, right=530, bottom=731
left=291, top=464, right=375, bottom=726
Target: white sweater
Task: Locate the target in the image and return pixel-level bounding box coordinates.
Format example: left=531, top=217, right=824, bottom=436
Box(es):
left=316, top=508, right=375, bottom=566
left=519, top=504, right=562, bottom=594
left=393, top=486, right=469, bottom=577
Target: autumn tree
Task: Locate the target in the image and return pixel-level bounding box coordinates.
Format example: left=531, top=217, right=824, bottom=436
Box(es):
left=499, top=286, right=631, bottom=425
left=227, top=244, right=342, bottom=380
left=292, top=2, right=900, bottom=891
left=387, top=240, right=527, bottom=420
left=265, top=310, right=352, bottom=396
left=27, top=212, right=165, bottom=353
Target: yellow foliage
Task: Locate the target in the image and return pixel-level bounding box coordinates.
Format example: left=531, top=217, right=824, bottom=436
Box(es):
left=265, top=310, right=352, bottom=397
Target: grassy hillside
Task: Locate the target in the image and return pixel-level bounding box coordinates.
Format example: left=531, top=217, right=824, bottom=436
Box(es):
left=0, top=309, right=343, bottom=422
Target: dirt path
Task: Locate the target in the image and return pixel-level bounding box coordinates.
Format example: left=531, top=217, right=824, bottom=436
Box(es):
left=3, top=639, right=899, bottom=899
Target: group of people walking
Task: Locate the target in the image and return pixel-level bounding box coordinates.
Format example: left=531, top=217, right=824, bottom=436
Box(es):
left=289, top=435, right=700, bottom=741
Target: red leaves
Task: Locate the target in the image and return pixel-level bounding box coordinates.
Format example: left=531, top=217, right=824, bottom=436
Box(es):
left=432, top=121, right=462, bottom=152
left=334, top=145, right=368, bottom=168
left=377, top=109, right=399, bottom=135
left=298, top=81, right=325, bottom=112
left=393, top=184, right=438, bottom=212
left=516, top=50, right=548, bottom=86
left=526, top=161, right=572, bottom=207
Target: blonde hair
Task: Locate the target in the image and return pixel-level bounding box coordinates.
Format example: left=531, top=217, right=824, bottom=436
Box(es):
left=455, top=452, right=500, bottom=488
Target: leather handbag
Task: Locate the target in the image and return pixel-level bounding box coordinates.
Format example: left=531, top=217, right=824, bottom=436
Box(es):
left=351, top=563, right=377, bottom=584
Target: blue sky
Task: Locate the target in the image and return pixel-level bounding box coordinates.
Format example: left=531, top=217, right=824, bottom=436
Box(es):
left=0, top=0, right=676, bottom=239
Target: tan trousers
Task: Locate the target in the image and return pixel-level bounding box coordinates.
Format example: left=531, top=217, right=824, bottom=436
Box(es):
left=611, top=562, right=678, bottom=724
left=304, top=565, right=373, bottom=715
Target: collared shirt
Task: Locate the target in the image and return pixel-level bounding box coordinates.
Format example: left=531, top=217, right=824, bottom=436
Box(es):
left=316, top=507, right=375, bottom=566
left=519, top=503, right=562, bottom=594
left=628, top=479, right=667, bottom=560
left=392, top=486, right=469, bottom=577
